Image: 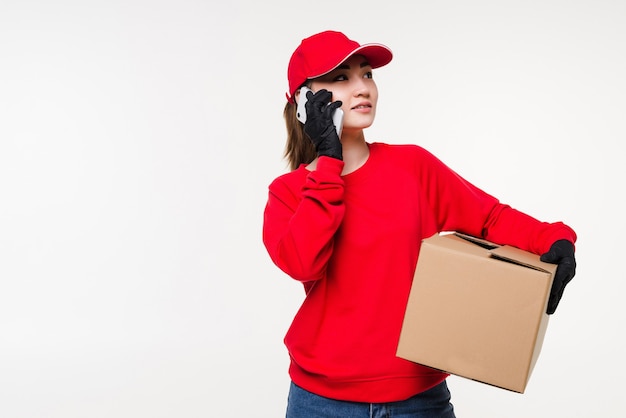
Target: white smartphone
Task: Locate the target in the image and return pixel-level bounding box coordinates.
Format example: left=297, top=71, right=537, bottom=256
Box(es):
left=296, top=86, right=344, bottom=137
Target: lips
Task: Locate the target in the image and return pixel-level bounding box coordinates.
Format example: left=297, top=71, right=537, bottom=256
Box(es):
left=351, top=102, right=371, bottom=110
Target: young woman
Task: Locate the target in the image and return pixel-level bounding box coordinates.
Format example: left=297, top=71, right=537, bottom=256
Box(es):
left=262, top=30, right=577, bottom=418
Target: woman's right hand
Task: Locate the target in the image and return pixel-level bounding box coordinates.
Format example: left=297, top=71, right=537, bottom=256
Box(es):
left=303, top=89, right=343, bottom=160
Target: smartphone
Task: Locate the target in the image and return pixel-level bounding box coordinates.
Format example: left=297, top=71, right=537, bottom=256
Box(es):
left=296, top=86, right=344, bottom=137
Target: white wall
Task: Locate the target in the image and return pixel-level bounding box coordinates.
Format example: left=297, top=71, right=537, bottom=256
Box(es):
left=1, top=1, right=623, bottom=417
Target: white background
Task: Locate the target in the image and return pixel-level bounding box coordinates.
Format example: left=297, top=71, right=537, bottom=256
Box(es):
left=1, top=1, right=624, bottom=417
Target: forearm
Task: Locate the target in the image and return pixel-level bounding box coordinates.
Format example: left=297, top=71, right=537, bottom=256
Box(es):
left=482, top=204, right=577, bottom=255
left=263, top=157, right=345, bottom=281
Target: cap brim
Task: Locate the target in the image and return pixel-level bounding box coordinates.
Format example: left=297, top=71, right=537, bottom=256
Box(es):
left=309, top=43, right=393, bottom=79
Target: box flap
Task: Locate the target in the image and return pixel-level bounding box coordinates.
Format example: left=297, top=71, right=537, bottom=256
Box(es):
left=490, top=245, right=558, bottom=275
left=452, top=232, right=498, bottom=250
left=453, top=232, right=558, bottom=275
left=431, top=233, right=493, bottom=258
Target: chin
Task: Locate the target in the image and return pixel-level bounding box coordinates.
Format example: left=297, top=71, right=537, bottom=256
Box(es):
left=343, top=124, right=371, bottom=133
left=345, top=119, right=375, bottom=130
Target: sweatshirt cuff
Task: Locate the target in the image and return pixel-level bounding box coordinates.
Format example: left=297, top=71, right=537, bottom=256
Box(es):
left=316, top=156, right=344, bottom=175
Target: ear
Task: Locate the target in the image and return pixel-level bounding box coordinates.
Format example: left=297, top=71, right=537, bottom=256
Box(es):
left=294, top=88, right=301, bottom=105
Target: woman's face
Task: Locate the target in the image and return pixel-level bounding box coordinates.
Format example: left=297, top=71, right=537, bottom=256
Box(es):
left=301, top=54, right=379, bottom=133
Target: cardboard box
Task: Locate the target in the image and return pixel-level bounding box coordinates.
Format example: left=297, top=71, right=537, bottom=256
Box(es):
left=396, top=232, right=557, bottom=393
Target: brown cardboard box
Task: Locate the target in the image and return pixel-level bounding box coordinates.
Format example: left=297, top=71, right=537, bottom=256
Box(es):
left=396, top=232, right=557, bottom=393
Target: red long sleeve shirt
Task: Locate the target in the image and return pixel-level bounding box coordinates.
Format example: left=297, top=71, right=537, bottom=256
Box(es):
left=262, top=142, right=576, bottom=402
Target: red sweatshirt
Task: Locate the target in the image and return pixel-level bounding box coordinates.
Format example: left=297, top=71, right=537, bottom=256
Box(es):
left=262, top=142, right=576, bottom=403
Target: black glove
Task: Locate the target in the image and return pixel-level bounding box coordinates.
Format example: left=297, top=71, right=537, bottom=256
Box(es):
left=540, top=239, right=576, bottom=314
left=303, top=89, right=343, bottom=160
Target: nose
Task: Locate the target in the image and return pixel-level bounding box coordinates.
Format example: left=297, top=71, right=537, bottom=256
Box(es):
left=352, top=79, right=370, bottom=97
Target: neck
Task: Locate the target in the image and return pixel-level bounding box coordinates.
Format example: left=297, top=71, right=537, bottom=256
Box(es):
left=339, top=130, right=369, bottom=174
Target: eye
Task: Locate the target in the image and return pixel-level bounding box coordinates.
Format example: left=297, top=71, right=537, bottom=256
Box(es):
left=332, top=74, right=348, bottom=82
left=364, top=71, right=373, bottom=79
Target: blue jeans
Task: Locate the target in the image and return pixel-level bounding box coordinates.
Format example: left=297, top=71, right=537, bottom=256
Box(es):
left=286, top=380, right=456, bottom=418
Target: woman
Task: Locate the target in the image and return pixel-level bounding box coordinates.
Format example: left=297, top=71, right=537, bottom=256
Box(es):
left=262, top=30, right=577, bottom=418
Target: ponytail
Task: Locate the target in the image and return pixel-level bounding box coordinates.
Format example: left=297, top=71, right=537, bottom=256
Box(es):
left=283, top=101, right=316, bottom=171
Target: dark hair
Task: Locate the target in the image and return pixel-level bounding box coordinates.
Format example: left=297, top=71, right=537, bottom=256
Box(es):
left=283, top=101, right=316, bottom=171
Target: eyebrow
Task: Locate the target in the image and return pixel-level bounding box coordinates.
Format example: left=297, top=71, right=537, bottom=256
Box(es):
left=336, top=60, right=372, bottom=70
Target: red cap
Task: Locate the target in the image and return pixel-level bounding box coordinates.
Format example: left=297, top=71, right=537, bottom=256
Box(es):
left=286, top=31, right=393, bottom=103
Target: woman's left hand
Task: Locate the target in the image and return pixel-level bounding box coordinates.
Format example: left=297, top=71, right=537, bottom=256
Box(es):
left=540, top=240, right=576, bottom=314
